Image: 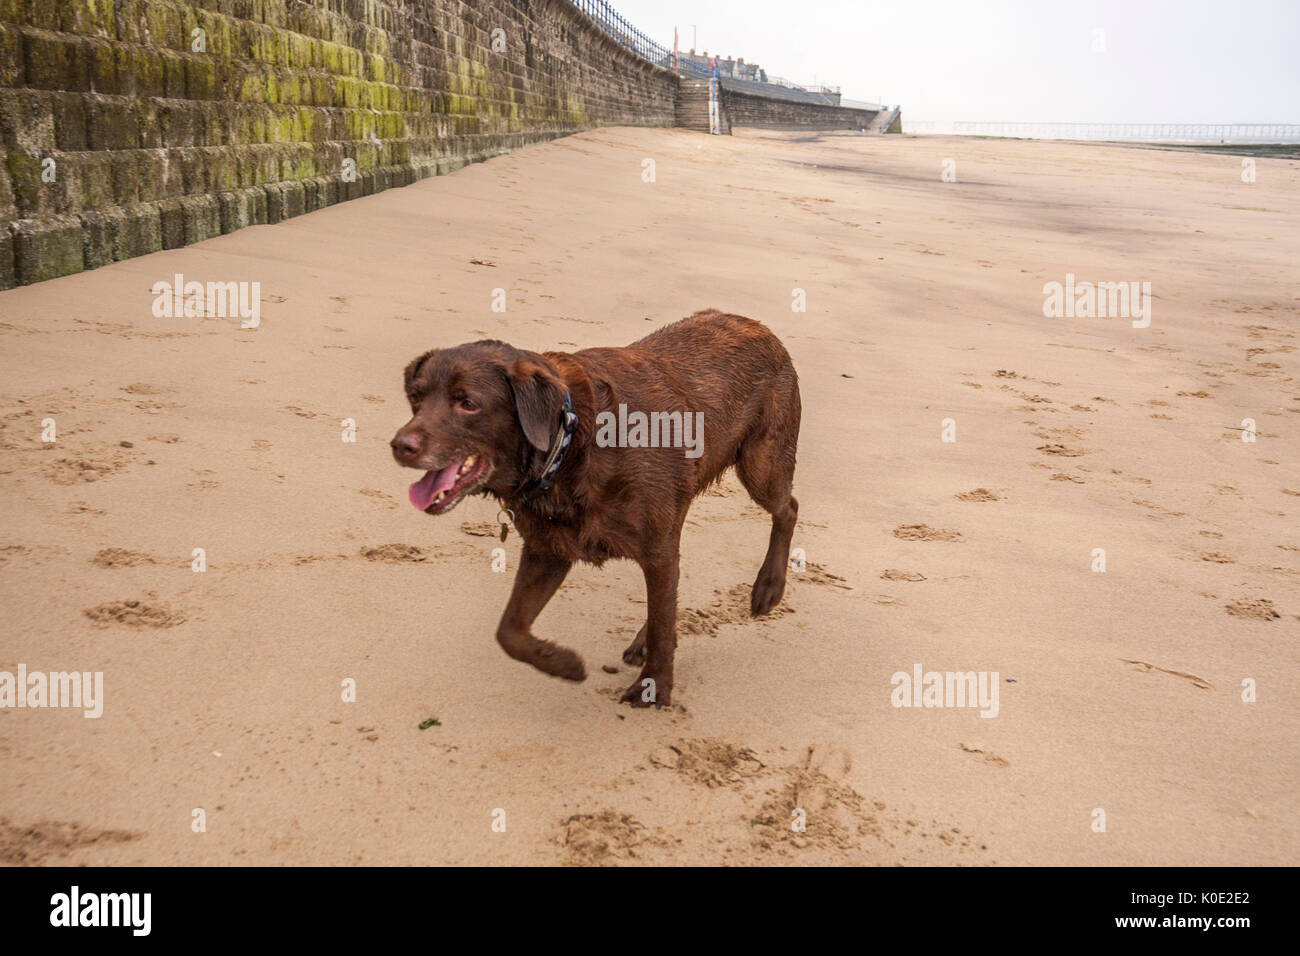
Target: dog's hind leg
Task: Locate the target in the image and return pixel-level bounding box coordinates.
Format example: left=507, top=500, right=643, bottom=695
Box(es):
left=495, top=546, right=584, bottom=681
left=736, top=375, right=801, bottom=617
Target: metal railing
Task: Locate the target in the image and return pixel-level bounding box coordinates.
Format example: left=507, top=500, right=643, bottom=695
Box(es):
left=568, top=0, right=838, bottom=96
left=719, top=75, right=842, bottom=107
left=901, top=121, right=1300, bottom=142
left=569, top=0, right=705, bottom=74
left=760, top=75, right=840, bottom=96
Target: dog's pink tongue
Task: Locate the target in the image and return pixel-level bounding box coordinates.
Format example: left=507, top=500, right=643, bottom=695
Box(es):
left=409, top=462, right=461, bottom=510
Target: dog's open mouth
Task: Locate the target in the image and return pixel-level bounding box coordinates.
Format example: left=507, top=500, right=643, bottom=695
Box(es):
left=408, top=455, right=490, bottom=515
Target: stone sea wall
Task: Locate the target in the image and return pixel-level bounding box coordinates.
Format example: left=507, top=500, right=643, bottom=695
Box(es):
left=0, top=0, right=678, bottom=287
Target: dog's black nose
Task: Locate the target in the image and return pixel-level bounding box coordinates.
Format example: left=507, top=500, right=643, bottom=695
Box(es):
left=391, top=432, right=422, bottom=461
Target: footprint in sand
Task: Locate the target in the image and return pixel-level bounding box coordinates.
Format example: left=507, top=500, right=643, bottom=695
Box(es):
left=119, top=383, right=170, bottom=396
left=881, top=569, right=926, bottom=581
left=959, top=742, right=1011, bottom=768
left=0, top=545, right=30, bottom=568
left=793, top=562, right=852, bottom=589
left=560, top=810, right=653, bottom=865
left=43, top=451, right=132, bottom=484
left=679, top=585, right=794, bottom=637
left=1224, top=598, right=1281, bottom=621
left=281, top=404, right=322, bottom=420
left=359, top=544, right=429, bottom=563
left=90, top=548, right=158, bottom=569
left=955, top=488, right=1001, bottom=502
left=1197, top=552, right=1235, bottom=564
left=0, top=819, right=141, bottom=865
left=1037, top=443, right=1085, bottom=457
left=187, top=468, right=219, bottom=490
left=749, top=742, right=988, bottom=860
left=83, top=597, right=186, bottom=629
left=649, top=739, right=765, bottom=789
left=892, top=524, right=963, bottom=542
left=1131, top=498, right=1186, bottom=519
left=359, top=489, right=398, bottom=509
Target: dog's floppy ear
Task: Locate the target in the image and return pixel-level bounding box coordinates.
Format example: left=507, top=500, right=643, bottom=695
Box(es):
left=403, top=350, right=435, bottom=397
left=508, top=357, right=566, bottom=452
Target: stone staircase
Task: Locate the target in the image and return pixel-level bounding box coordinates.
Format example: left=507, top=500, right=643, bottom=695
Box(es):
left=869, top=106, right=902, bottom=133
left=675, top=79, right=731, bottom=134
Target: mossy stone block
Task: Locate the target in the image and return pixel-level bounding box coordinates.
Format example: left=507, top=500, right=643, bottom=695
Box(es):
left=22, top=31, right=91, bottom=92
left=185, top=55, right=217, bottom=99
left=13, top=215, right=84, bottom=284
left=0, top=159, right=13, bottom=221
left=263, top=181, right=285, bottom=222
left=180, top=194, right=219, bottom=243
left=108, top=150, right=139, bottom=205
left=0, top=24, right=24, bottom=87
left=60, top=0, right=116, bottom=39
left=79, top=206, right=124, bottom=269
left=87, top=97, right=138, bottom=150
left=159, top=50, right=187, bottom=97
left=51, top=92, right=89, bottom=151
left=119, top=202, right=162, bottom=259
left=158, top=197, right=185, bottom=248
left=0, top=225, right=14, bottom=290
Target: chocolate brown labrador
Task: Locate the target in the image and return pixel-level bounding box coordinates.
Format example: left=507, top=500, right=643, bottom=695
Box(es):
left=390, top=309, right=800, bottom=707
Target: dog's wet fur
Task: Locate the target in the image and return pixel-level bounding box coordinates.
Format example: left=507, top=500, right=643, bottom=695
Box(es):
left=391, top=309, right=801, bottom=707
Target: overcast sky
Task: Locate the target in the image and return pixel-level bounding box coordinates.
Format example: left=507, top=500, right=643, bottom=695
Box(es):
left=608, top=0, right=1299, bottom=122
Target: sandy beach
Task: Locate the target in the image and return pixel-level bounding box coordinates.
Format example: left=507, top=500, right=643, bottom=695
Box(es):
left=1, top=127, right=1296, bottom=865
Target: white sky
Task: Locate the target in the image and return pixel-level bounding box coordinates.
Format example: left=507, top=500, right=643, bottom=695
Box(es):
left=608, top=0, right=1299, bottom=122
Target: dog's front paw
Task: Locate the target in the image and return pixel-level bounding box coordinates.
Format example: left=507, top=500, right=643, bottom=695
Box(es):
left=619, top=673, right=671, bottom=708
left=750, top=571, right=787, bottom=617
left=531, top=642, right=587, bottom=682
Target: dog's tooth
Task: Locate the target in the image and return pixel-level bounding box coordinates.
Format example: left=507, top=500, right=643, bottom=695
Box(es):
left=434, top=491, right=445, bottom=503
left=458, top=463, right=469, bottom=476
left=464, top=455, right=476, bottom=467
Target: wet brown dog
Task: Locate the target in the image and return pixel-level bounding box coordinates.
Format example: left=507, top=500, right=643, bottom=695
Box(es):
left=391, top=309, right=801, bottom=707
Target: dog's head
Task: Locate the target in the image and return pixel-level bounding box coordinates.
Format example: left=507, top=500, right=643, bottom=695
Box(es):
left=391, top=341, right=568, bottom=515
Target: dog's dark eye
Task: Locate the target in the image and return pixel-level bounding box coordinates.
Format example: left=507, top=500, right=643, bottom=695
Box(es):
left=456, top=397, right=479, bottom=413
